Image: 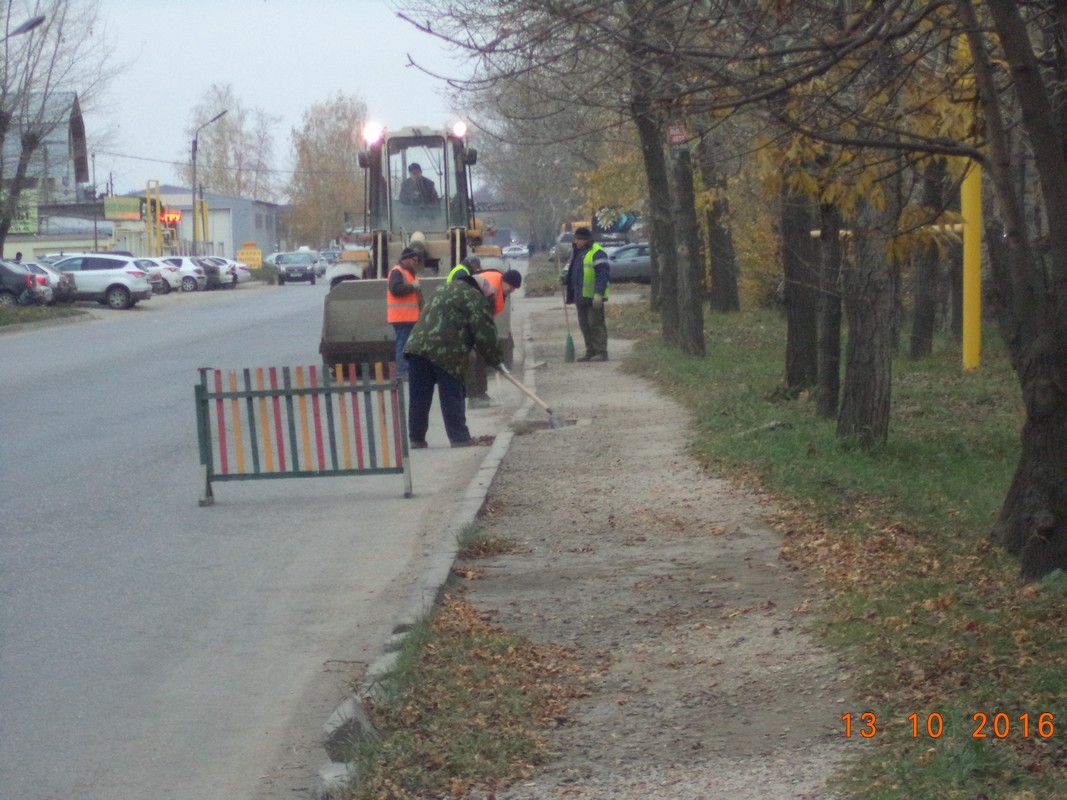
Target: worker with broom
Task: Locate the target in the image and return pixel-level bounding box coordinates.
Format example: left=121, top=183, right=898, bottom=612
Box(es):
left=404, top=267, right=503, bottom=448
left=564, top=227, right=611, bottom=362
left=467, top=264, right=523, bottom=408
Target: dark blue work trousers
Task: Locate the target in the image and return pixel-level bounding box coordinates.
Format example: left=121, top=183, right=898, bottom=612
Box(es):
left=406, top=354, right=470, bottom=444
left=393, top=323, right=415, bottom=379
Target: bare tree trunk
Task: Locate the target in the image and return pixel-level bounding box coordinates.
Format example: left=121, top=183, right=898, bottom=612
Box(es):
left=816, top=202, right=843, bottom=419
left=960, top=0, right=1067, bottom=577
left=837, top=202, right=894, bottom=447
left=632, top=101, right=674, bottom=326
left=781, top=187, right=819, bottom=389
left=668, top=143, right=706, bottom=356
left=0, top=131, right=41, bottom=247
left=696, top=132, right=739, bottom=312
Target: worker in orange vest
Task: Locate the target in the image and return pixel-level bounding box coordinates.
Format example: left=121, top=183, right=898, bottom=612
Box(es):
left=387, top=247, right=422, bottom=379
left=468, top=264, right=523, bottom=407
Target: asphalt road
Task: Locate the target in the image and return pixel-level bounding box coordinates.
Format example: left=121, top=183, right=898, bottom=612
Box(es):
left=0, top=282, right=505, bottom=799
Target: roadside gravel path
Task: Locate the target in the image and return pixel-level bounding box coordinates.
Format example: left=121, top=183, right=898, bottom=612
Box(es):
left=452, top=294, right=856, bottom=798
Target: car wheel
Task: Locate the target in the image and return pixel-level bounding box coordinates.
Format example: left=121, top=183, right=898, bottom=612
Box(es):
left=182, top=276, right=198, bottom=292
left=159, top=280, right=171, bottom=295
left=0, top=291, right=15, bottom=307
left=278, top=277, right=286, bottom=285
left=310, top=275, right=316, bottom=285
left=106, top=286, right=132, bottom=310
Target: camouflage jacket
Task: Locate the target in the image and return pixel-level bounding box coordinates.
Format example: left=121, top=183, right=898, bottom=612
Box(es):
left=403, top=278, right=504, bottom=382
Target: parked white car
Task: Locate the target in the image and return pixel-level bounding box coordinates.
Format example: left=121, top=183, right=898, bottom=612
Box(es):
left=502, top=244, right=528, bottom=259
left=135, top=258, right=180, bottom=294
left=161, top=257, right=209, bottom=292
left=51, top=253, right=153, bottom=309
left=200, top=257, right=239, bottom=289
left=211, top=257, right=250, bottom=285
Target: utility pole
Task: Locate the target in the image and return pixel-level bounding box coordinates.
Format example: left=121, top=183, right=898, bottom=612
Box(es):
left=190, top=109, right=227, bottom=255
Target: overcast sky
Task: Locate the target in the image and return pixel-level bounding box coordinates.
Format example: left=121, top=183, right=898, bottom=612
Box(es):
left=89, top=0, right=465, bottom=196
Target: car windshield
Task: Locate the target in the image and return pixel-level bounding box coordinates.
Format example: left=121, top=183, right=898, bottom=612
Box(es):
left=278, top=253, right=314, bottom=265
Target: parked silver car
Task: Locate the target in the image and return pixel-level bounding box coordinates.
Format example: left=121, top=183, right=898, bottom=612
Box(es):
left=22, top=260, right=77, bottom=303
left=51, top=253, right=153, bottom=309
left=608, top=242, right=653, bottom=283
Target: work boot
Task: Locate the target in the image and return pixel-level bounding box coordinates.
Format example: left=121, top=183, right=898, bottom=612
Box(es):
left=451, top=435, right=495, bottom=448
left=576, top=353, right=595, bottom=362
left=467, top=394, right=492, bottom=409
left=409, top=439, right=428, bottom=449
left=588, top=353, right=609, bottom=362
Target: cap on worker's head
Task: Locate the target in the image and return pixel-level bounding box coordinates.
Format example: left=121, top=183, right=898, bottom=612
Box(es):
left=399, top=247, right=418, bottom=261
left=464, top=255, right=482, bottom=271
left=503, top=269, right=523, bottom=288
left=574, top=227, right=592, bottom=239
left=408, top=163, right=421, bottom=173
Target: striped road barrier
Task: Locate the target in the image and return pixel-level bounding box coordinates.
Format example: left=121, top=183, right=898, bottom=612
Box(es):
left=195, top=363, right=412, bottom=505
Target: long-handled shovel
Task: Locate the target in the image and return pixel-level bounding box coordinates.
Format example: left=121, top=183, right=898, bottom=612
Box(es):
left=495, top=365, right=568, bottom=428
left=563, top=296, right=576, bottom=363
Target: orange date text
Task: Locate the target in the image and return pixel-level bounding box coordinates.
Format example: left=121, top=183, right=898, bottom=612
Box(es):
left=841, top=711, right=1055, bottom=739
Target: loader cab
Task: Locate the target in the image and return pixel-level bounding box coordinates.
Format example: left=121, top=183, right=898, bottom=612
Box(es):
left=361, top=123, right=476, bottom=239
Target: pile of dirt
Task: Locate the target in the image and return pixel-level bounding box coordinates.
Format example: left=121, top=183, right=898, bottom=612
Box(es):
left=450, top=300, right=856, bottom=798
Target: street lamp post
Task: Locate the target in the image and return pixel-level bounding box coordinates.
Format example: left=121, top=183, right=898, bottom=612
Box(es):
left=190, top=109, right=227, bottom=255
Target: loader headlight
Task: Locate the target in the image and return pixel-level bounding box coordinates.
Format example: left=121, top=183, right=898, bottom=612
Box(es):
left=363, top=122, right=384, bottom=146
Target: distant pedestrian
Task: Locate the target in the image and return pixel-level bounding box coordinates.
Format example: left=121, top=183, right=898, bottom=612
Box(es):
left=404, top=268, right=503, bottom=448
left=14, top=251, right=22, bottom=263
left=386, top=247, right=422, bottom=379
left=564, top=227, right=610, bottom=361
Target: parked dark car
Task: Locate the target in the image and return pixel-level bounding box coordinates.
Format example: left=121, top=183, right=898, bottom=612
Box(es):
left=0, top=259, right=51, bottom=306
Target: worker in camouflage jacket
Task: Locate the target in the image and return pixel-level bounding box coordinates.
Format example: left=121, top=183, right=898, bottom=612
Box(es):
left=404, top=271, right=504, bottom=448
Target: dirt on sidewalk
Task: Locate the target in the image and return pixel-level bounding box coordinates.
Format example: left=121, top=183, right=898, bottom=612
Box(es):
left=451, top=297, right=856, bottom=799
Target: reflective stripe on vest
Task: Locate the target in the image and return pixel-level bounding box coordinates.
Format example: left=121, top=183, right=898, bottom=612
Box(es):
left=447, top=263, right=471, bottom=283
left=386, top=265, right=420, bottom=323
left=582, top=244, right=609, bottom=299
left=480, top=269, right=506, bottom=315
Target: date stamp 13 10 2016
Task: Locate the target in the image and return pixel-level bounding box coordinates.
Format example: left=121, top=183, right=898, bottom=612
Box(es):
left=842, top=711, right=1056, bottom=740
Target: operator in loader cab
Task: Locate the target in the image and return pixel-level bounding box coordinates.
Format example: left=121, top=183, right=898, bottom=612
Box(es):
left=399, top=163, right=439, bottom=206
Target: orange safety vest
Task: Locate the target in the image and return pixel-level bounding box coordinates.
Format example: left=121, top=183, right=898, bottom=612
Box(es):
left=386, top=265, right=420, bottom=323
left=479, top=269, right=507, bottom=315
